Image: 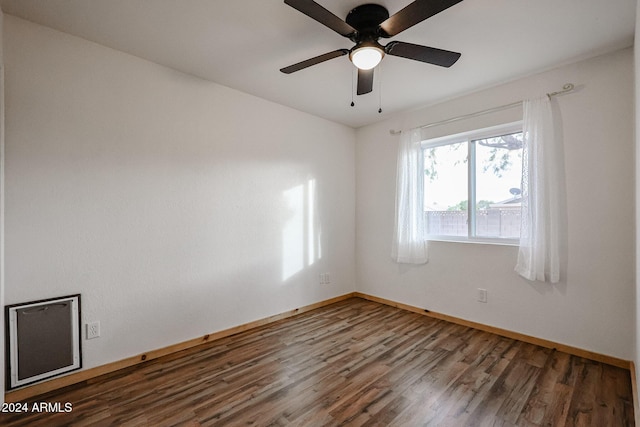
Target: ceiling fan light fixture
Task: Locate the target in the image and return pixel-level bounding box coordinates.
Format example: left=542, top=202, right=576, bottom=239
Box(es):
left=281, top=0, right=464, bottom=96
left=350, top=45, right=384, bottom=70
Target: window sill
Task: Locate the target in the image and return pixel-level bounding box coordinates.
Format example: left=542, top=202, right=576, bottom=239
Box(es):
left=426, top=236, right=519, bottom=247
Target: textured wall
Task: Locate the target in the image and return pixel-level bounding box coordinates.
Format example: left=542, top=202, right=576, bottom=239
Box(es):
left=4, top=16, right=356, bottom=369
left=356, top=48, right=634, bottom=359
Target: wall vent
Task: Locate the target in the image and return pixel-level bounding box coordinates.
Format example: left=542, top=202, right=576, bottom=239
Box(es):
left=5, top=294, right=81, bottom=389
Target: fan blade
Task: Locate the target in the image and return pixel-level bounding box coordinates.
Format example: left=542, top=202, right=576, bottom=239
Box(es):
left=385, top=41, right=461, bottom=67
left=284, top=0, right=357, bottom=37
left=357, top=68, right=374, bottom=95
left=379, top=0, right=464, bottom=37
left=280, top=49, right=349, bottom=74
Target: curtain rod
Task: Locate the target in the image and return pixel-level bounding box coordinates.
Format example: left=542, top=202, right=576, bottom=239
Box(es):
left=389, top=83, right=575, bottom=135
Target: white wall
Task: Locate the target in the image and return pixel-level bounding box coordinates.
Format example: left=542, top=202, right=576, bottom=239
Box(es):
left=356, top=48, right=635, bottom=360
left=3, top=15, right=355, bottom=370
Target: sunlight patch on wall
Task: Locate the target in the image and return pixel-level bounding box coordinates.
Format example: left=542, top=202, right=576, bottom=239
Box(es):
left=282, top=178, right=322, bottom=281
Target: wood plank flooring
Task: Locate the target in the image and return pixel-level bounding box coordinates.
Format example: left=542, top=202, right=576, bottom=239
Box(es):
left=0, top=297, right=634, bottom=426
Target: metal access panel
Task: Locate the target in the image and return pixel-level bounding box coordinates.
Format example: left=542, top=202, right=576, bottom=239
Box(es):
left=6, top=294, right=81, bottom=389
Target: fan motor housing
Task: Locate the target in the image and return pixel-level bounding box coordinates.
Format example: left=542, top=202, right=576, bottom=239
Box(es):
left=346, top=4, right=389, bottom=35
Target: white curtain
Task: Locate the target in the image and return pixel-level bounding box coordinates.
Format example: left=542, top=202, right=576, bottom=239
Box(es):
left=392, top=128, right=428, bottom=264
left=515, top=96, right=560, bottom=283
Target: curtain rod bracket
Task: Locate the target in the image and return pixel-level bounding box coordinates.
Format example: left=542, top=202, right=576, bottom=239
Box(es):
left=547, top=83, right=574, bottom=98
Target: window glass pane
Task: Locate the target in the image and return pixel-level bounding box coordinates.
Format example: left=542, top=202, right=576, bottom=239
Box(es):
left=473, top=132, right=523, bottom=239
left=424, top=142, right=468, bottom=237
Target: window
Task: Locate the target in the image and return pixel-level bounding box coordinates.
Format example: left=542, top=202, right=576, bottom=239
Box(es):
left=423, top=122, right=523, bottom=243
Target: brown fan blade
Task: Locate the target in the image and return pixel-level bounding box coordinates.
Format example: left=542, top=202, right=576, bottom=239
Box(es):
left=379, top=0, right=464, bottom=37
left=284, top=0, right=357, bottom=37
left=280, top=49, right=349, bottom=74
left=385, top=41, right=461, bottom=67
left=357, top=68, right=374, bottom=95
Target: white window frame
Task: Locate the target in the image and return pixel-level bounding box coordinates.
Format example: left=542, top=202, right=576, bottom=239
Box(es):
left=422, top=121, right=523, bottom=245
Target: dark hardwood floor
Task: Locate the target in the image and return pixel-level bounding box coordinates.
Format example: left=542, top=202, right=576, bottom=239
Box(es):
left=1, top=298, right=634, bottom=426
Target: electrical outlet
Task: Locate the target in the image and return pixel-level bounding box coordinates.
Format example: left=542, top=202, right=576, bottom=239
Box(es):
left=86, top=321, right=101, bottom=339
left=319, top=272, right=331, bottom=285
left=477, top=288, right=487, bottom=303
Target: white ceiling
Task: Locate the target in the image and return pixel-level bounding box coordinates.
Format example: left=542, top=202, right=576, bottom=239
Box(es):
left=0, top=0, right=636, bottom=128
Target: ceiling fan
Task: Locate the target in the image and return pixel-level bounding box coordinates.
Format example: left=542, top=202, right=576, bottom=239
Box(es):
left=280, top=0, right=464, bottom=95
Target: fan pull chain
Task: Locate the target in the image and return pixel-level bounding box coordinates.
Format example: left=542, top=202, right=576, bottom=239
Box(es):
left=350, top=67, right=355, bottom=107
left=378, top=64, right=383, bottom=113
